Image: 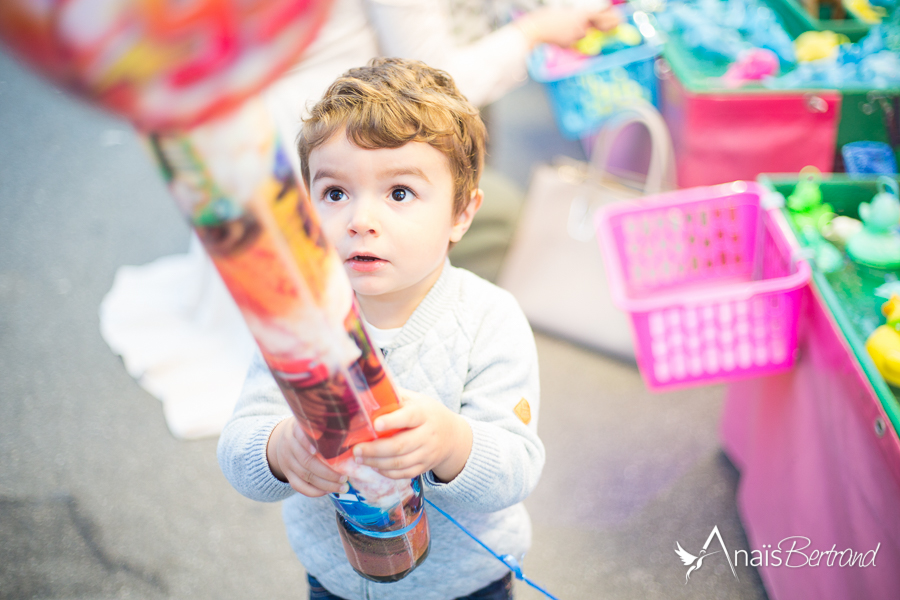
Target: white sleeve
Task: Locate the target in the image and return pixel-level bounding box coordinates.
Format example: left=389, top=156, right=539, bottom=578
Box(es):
left=366, top=0, right=531, bottom=106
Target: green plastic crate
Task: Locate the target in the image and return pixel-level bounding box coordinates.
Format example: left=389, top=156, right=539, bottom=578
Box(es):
left=660, top=1, right=899, bottom=168
left=661, top=3, right=882, bottom=93
left=767, top=0, right=871, bottom=42
left=758, top=173, right=900, bottom=436
left=835, top=91, right=900, bottom=168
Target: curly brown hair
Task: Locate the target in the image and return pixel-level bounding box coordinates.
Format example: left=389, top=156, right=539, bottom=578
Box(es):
left=296, top=57, right=487, bottom=218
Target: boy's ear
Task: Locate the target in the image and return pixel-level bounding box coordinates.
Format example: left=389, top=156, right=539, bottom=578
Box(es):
left=450, top=188, right=484, bottom=243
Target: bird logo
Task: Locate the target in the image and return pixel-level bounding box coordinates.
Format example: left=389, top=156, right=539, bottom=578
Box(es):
left=675, top=542, right=719, bottom=583
left=673, top=526, right=738, bottom=584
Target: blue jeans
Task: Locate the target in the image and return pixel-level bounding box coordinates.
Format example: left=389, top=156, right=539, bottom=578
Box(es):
left=307, top=572, right=513, bottom=600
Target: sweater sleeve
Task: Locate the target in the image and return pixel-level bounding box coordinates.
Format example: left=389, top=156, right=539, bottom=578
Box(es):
left=217, top=352, right=296, bottom=503
left=424, top=289, right=544, bottom=512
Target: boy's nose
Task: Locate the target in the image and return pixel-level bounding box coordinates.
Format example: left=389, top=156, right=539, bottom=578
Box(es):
left=347, top=199, right=380, bottom=237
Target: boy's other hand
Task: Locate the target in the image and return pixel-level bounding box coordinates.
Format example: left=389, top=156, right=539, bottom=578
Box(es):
left=266, top=417, right=349, bottom=498
left=352, top=389, right=473, bottom=483
left=515, top=6, right=621, bottom=49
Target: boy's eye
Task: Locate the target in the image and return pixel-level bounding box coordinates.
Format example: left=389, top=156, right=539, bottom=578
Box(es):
left=326, top=189, right=346, bottom=202
left=391, top=188, right=411, bottom=202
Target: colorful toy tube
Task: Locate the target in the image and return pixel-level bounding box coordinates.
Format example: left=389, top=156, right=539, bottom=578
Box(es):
left=0, top=0, right=333, bottom=131
left=145, top=99, right=429, bottom=581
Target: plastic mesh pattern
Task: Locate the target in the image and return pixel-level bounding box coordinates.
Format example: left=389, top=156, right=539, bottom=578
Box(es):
left=598, top=183, right=809, bottom=390
left=545, top=60, right=658, bottom=139
left=635, top=291, right=795, bottom=386
left=615, top=196, right=759, bottom=295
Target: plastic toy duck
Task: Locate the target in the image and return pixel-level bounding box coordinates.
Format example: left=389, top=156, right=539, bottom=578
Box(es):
left=794, top=30, right=851, bottom=62
left=845, top=0, right=887, bottom=24
left=722, top=49, right=780, bottom=87
left=866, top=294, right=900, bottom=386
left=539, top=45, right=591, bottom=75
left=574, top=23, right=642, bottom=56
left=846, top=176, right=900, bottom=269
left=821, top=215, right=863, bottom=246
left=785, top=167, right=843, bottom=272
left=786, top=167, right=834, bottom=232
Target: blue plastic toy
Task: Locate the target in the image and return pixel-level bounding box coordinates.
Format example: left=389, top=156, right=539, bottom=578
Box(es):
left=765, top=25, right=900, bottom=89
left=744, top=5, right=796, bottom=65
left=842, top=141, right=898, bottom=175
left=658, top=0, right=796, bottom=65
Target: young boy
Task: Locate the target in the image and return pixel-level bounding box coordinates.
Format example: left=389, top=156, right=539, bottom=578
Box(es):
left=217, top=57, right=543, bottom=600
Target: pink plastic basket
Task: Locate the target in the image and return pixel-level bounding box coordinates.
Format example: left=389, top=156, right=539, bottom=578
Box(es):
left=595, top=181, right=811, bottom=391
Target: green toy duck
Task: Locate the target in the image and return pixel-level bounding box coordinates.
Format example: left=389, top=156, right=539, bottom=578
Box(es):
left=866, top=294, right=900, bottom=386
left=846, top=176, right=900, bottom=270
left=785, top=167, right=843, bottom=272
left=786, top=167, right=834, bottom=232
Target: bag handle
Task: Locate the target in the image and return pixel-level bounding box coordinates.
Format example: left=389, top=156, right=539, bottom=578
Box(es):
left=588, top=101, right=676, bottom=194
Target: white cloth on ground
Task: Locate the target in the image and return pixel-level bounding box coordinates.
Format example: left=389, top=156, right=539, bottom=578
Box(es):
left=99, top=235, right=257, bottom=439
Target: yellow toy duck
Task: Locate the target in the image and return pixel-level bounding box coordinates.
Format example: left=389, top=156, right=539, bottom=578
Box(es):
left=866, top=294, right=900, bottom=386
left=845, top=0, right=886, bottom=24
left=794, top=30, right=851, bottom=62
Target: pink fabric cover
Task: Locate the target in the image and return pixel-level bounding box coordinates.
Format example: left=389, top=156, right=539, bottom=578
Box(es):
left=661, top=76, right=841, bottom=188
left=721, top=284, right=900, bottom=599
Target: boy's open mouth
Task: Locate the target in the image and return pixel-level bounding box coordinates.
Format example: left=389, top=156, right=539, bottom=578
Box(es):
left=347, top=252, right=387, bottom=271
left=348, top=252, right=384, bottom=262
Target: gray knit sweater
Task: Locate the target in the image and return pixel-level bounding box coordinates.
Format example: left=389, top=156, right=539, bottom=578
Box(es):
left=217, top=264, right=544, bottom=600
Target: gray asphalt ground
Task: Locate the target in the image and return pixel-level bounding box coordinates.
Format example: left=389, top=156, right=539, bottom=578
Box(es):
left=0, top=46, right=768, bottom=600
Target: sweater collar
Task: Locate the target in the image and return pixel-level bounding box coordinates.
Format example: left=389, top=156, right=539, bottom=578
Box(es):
left=382, top=259, right=459, bottom=349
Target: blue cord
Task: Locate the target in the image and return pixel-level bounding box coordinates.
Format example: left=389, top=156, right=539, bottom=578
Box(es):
left=424, top=499, right=560, bottom=600
left=341, top=507, right=425, bottom=538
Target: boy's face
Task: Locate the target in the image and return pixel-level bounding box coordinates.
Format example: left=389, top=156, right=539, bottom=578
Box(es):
left=308, top=133, right=479, bottom=323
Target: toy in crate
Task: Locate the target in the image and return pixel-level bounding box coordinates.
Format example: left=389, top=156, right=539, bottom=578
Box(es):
left=527, top=9, right=664, bottom=139
left=595, top=181, right=811, bottom=390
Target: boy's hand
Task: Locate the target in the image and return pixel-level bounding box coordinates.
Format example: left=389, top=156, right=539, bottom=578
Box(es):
left=267, top=417, right=349, bottom=498
left=352, top=389, right=473, bottom=483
